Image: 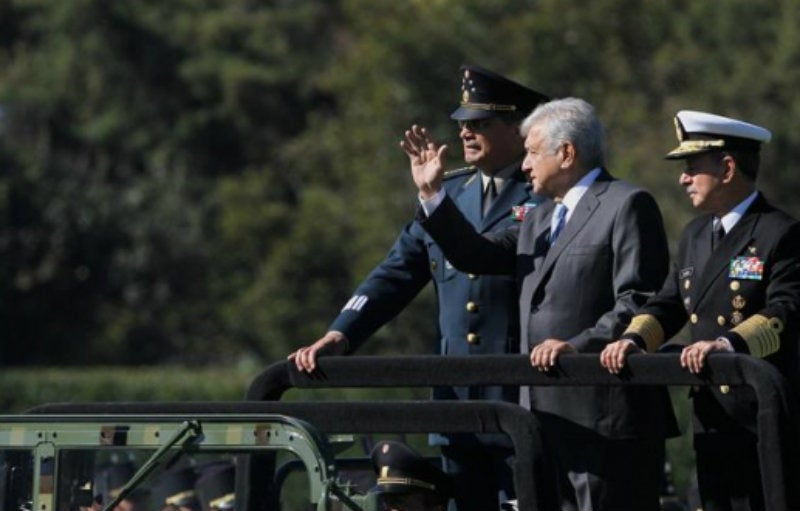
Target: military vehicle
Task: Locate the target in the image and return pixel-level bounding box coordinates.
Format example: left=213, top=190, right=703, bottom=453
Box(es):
left=2, top=353, right=798, bottom=511
left=0, top=411, right=377, bottom=511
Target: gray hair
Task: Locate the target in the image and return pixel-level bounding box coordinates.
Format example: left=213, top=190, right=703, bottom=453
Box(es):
left=519, top=97, right=606, bottom=169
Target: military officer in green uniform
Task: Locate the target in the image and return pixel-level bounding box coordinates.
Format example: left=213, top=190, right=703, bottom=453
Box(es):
left=601, top=110, right=800, bottom=511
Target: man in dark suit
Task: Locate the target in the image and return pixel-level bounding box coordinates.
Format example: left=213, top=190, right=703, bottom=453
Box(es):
left=289, top=65, right=549, bottom=511
left=602, top=110, right=800, bottom=511
left=410, top=97, right=677, bottom=511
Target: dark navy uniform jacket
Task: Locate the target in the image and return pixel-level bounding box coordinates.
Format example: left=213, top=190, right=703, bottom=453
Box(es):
left=330, top=164, right=539, bottom=406
left=624, top=193, right=800, bottom=434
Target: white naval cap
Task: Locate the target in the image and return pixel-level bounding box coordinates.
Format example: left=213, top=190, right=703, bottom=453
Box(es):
left=666, top=110, right=772, bottom=159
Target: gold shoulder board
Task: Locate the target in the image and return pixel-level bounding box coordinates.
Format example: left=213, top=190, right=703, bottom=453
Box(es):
left=443, top=166, right=477, bottom=180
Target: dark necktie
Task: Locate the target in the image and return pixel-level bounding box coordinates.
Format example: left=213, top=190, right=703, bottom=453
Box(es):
left=483, top=177, right=498, bottom=217
left=549, top=203, right=568, bottom=244
left=712, top=220, right=725, bottom=251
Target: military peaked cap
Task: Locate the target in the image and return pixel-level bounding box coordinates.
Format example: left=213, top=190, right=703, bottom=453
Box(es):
left=450, top=64, right=549, bottom=121
left=666, top=110, right=771, bottom=159
left=370, top=440, right=453, bottom=502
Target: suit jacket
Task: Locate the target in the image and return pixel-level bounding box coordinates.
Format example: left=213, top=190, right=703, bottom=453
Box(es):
left=419, top=168, right=679, bottom=439
left=330, top=165, right=541, bottom=404
left=625, top=193, right=800, bottom=434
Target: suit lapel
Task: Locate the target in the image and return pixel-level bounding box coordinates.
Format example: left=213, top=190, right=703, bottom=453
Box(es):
left=527, top=174, right=610, bottom=296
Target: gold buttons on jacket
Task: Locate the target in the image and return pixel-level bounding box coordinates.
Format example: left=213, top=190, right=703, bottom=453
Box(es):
left=690, top=313, right=698, bottom=324
left=467, top=333, right=480, bottom=345
left=466, top=301, right=478, bottom=313
left=720, top=385, right=731, bottom=394
left=430, top=260, right=438, bottom=270
left=730, top=280, right=740, bottom=291
left=717, top=315, right=726, bottom=326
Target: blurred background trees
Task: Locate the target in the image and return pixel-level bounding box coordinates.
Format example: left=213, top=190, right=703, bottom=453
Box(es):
left=2, top=0, right=800, bottom=367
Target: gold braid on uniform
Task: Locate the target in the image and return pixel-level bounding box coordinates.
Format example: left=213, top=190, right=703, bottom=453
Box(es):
left=460, top=102, right=517, bottom=112
left=209, top=493, right=235, bottom=510
left=377, top=476, right=436, bottom=491
left=443, top=166, right=476, bottom=179
left=730, top=313, right=784, bottom=358
left=622, top=314, right=664, bottom=352
left=166, top=491, right=196, bottom=506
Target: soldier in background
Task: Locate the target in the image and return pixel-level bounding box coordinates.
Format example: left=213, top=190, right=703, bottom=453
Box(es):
left=92, top=462, right=149, bottom=511
left=290, top=65, right=549, bottom=511
left=369, top=440, right=453, bottom=511
left=602, top=110, right=800, bottom=511
left=195, top=462, right=235, bottom=511
left=151, top=465, right=201, bottom=511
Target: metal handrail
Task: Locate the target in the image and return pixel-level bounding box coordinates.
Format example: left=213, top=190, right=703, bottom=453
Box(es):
left=246, top=353, right=800, bottom=511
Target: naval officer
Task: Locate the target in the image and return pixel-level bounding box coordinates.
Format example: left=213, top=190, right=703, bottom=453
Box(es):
left=602, top=110, right=800, bottom=511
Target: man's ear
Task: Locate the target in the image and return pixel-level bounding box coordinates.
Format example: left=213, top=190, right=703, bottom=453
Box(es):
left=720, top=154, right=738, bottom=183
left=560, top=142, right=576, bottom=168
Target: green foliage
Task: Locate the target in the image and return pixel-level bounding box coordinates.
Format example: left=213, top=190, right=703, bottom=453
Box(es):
left=0, top=366, right=251, bottom=413
left=0, top=365, right=426, bottom=414
left=2, top=0, right=800, bottom=366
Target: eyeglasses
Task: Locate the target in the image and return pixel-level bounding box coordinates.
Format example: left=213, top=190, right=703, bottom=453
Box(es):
left=457, top=118, right=497, bottom=132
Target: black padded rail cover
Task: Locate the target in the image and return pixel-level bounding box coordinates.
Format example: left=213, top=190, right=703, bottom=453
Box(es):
left=247, top=353, right=800, bottom=511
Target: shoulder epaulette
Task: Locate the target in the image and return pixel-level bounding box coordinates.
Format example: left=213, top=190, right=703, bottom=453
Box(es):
left=443, top=166, right=477, bottom=180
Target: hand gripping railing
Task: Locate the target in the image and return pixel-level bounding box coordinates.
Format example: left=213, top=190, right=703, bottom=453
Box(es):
left=246, top=353, right=800, bottom=511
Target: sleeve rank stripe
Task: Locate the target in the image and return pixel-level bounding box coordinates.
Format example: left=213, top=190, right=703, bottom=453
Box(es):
left=730, top=313, right=784, bottom=358
left=623, top=314, right=665, bottom=353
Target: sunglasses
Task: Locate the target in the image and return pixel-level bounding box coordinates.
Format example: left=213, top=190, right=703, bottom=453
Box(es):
left=457, top=118, right=498, bottom=132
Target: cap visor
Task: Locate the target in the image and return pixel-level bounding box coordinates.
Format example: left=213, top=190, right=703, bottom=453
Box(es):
left=665, top=145, right=715, bottom=160
left=450, top=106, right=497, bottom=121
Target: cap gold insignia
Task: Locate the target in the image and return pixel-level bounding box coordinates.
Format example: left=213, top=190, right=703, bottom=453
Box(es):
left=731, top=311, right=744, bottom=325
left=732, top=295, right=746, bottom=310
left=464, top=69, right=470, bottom=79
left=381, top=466, right=390, bottom=479
left=672, top=116, right=683, bottom=142
left=684, top=279, right=691, bottom=290
left=462, top=90, right=469, bottom=103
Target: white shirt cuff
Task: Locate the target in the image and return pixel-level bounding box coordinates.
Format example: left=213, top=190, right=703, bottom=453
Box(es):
left=716, top=337, right=735, bottom=352
left=419, top=189, right=445, bottom=216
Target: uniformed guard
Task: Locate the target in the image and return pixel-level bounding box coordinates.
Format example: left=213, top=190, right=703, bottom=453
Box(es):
left=151, top=466, right=201, bottom=511
left=92, top=461, right=149, bottom=511
left=194, top=462, right=235, bottom=511
left=370, top=440, right=453, bottom=511
left=290, top=65, right=549, bottom=511
left=602, top=110, right=800, bottom=511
